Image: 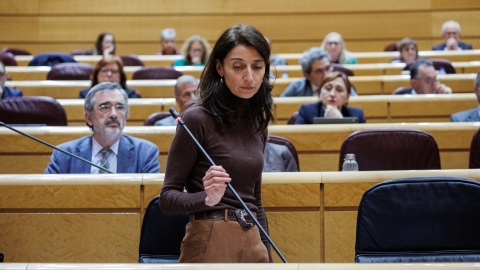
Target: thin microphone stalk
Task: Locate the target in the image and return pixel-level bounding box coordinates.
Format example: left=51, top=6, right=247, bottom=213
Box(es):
left=0, top=121, right=113, bottom=174
left=169, top=108, right=288, bottom=263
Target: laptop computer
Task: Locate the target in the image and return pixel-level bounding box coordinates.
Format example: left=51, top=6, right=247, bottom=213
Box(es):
left=313, top=117, right=359, bottom=124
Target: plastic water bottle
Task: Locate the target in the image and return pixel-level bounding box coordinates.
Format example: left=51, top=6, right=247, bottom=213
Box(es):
left=438, top=67, right=446, bottom=75
left=342, top=153, right=359, bottom=171
left=281, top=71, right=289, bottom=78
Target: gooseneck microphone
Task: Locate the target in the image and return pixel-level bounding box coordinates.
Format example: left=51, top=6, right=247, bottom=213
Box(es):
left=0, top=121, right=113, bottom=174
left=169, top=108, right=288, bottom=263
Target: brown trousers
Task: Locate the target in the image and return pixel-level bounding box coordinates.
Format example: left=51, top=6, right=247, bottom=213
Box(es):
left=179, top=219, right=269, bottom=263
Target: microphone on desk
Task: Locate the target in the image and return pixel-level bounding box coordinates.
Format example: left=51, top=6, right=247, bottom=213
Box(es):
left=169, top=108, right=288, bottom=263
left=0, top=121, right=113, bottom=174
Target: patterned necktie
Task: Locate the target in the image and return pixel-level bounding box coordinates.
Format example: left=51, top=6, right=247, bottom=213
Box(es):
left=99, top=148, right=112, bottom=174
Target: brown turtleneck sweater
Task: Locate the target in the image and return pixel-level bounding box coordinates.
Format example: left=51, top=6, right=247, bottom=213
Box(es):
left=160, top=101, right=270, bottom=259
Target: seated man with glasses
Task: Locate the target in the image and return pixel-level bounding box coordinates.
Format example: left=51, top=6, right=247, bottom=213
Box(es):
left=280, top=47, right=357, bottom=97
left=0, top=61, right=23, bottom=99
left=79, top=54, right=142, bottom=99
left=408, top=59, right=452, bottom=95
left=45, top=82, right=160, bottom=174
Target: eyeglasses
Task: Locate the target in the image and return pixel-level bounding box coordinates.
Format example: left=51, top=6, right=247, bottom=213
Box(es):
left=98, top=104, right=127, bottom=113
left=414, top=77, right=436, bottom=84
left=100, top=69, right=119, bottom=74
left=313, top=65, right=333, bottom=74
left=327, top=41, right=340, bottom=47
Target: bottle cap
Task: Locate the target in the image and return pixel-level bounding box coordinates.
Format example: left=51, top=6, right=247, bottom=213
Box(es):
left=346, top=153, right=355, bottom=159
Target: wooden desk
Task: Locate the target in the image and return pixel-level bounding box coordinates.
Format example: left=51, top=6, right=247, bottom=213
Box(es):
left=15, top=55, right=183, bottom=67
left=8, top=62, right=480, bottom=81
left=1, top=263, right=479, bottom=270
left=1, top=171, right=479, bottom=263
left=56, top=94, right=478, bottom=126
left=279, top=50, right=480, bottom=65
left=273, top=94, right=479, bottom=124
left=5, top=73, right=476, bottom=99
left=1, top=123, right=478, bottom=174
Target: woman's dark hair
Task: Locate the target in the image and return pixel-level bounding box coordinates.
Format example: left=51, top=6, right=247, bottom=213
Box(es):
left=95, top=32, right=116, bottom=55
left=91, top=54, right=127, bottom=89
left=192, top=24, right=274, bottom=133
left=318, top=71, right=352, bottom=95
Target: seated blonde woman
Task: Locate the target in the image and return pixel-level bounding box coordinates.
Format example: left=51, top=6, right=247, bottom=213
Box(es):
left=295, top=71, right=365, bottom=124
left=320, top=32, right=357, bottom=64
left=173, top=35, right=211, bottom=66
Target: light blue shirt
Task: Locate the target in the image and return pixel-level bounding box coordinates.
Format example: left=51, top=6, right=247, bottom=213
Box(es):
left=90, top=137, right=120, bottom=173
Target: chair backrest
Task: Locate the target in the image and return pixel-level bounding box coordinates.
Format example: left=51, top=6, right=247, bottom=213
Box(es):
left=132, top=67, right=183, bottom=80
left=332, top=63, right=354, bottom=76
left=121, top=55, right=144, bottom=67
left=46, top=62, right=94, bottom=80
left=404, top=58, right=456, bottom=74
left=1, top=47, right=31, bottom=56
left=287, top=111, right=298, bottom=125
left=392, top=86, right=414, bottom=95
left=384, top=42, right=400, bottom=52
left=469, top=127, right=480, bottom=168
left=0, top=96, right=67, bottom=126
left=0, top=52, right=18, bottom=66
left=138, top=195, right=189, bottom=263
left=267, top=135, right=300, bottom=171
left=355, top=176, right=480, bottom=263
left=143, top=112, right=172, bottom=126
left=28, top=52, right=77, bottom=67
left=338, top=129, right=441, bottom=171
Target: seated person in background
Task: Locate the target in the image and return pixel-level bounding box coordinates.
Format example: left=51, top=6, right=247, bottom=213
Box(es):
left=280, top=47, right=357, bottom=97
left=155, top=28, right=181, bottom=55
left=263, top=140, right=298, bottom=172
left=390, top=38, right=420, bottom=63
left=79, top=55, right=141, bottom=98
left=84, top=32, right=116, bottom=56
left=0, top=61, right=22, bottom=99
left=432, top=20, right=472, bottom=51
left=45, top=82, right=160, bottom=174
left=172, top=35, right=210, bottom=66
left=408, top=59, right=452, bottom=94
left=320, top=32, right=357, bottom=64
left=451, top=71, right=480, bottom=122
left=295, top=71, right=366, bottom=124
left=154, top=75, right=198, bottom=126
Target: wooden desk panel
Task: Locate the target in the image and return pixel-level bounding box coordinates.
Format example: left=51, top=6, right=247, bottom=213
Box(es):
left=1, top=171, right=480, bottom=264
left=1, top=123, right=479, bottom=174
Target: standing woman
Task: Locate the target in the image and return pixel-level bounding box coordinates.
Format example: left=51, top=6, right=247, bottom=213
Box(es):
left=160, top=24, right=274, bottom=263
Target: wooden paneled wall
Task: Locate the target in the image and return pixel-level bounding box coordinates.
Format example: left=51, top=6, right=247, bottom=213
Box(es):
left=1, top=0, right=479, bottom=55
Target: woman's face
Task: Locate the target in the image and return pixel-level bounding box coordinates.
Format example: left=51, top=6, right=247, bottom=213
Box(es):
left=325, top=35, right=342, bottom=62
left=97, top=62, right=120, bottom=83
left=188, top=41, right=204, bottom=64
left=102, top=35, right=115, bottom=52
left=216, top=44, right=266, bottom=99
left=320, top=77, right=349, bottom=110
left=400, top=44, right=417, bottom=63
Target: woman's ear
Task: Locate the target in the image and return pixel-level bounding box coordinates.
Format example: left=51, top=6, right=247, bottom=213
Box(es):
left=216, top=59, right=224, bottom=77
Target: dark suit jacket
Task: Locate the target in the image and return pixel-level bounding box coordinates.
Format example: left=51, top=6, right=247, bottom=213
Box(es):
left=451, top=108, right=480, bottom=122
left=44, top=135, right=160, bottom=173
left=79, top=87, right=141, bottom=98
left=295, top=101, right=366, bottom=124
left=432, top=41, right=473, bottom=50
left=1, top=86, right=23, bottom=99
left=28, top=53, right=76, bottom=66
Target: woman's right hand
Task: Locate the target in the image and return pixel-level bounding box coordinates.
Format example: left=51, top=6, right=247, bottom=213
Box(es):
left=203, top=165, right=231, bottom=206
left=324, top=105, right=343, bottom=118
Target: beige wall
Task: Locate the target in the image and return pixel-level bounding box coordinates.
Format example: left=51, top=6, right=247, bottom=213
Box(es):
left=0, top=0, right=479, bottom=55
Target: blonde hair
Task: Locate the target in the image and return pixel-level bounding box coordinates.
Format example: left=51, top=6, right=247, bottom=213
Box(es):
left=180, top=35, right=211, bottom=65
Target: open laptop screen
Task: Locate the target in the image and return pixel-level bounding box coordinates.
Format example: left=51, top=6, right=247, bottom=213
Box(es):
left=313, top=117, right=359, bottom=124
